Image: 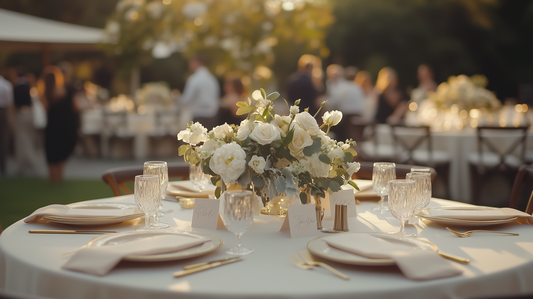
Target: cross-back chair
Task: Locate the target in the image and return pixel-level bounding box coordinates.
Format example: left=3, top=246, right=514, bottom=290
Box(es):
left=102, top=162, right=190, bottom=196
left=509, top=164, right=533, bottom=214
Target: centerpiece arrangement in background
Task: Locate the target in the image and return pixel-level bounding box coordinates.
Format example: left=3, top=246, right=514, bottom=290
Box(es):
left=177, top=88, right=360, bottom=228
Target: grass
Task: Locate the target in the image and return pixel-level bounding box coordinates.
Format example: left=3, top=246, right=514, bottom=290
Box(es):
left=0, top=177, right=115, bottom=229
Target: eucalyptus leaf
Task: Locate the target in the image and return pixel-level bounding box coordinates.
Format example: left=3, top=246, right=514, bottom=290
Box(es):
left=271, top=139, right=282, bottom=148
left=211, top=176, right=220, bottom=186
left=260, top=88, right=266, bottom=99
left=275, top=176, right=287, bottom=193
left=237, top=167, right=251, bottom=188
left=236, top=106, right=254, bottom=115
left=178, top=145, right=189, bottom=156
left=251, top=175, right=265, bottom=187
left=343, top=152, right=354, bottom=163
left=329, top=180, right=341, bottom=192
left=299, top=192, right=307, bottom=204
left=215, top=186, right=221, bottom=199
left=266, top=91, right=280, bottom=101
left=346, top=148, right=357, bottom=157
left=303, top=137, right=322, bottom=157
left=236, top=101, right=248, bottom=108
left=319, top=154, right=331, bottom=164
left=283, top=129, right=295, bottom=146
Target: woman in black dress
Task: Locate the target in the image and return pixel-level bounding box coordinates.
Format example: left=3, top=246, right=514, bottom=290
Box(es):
left=39, top=66, right=79, bottom=184
left=374, top=67, right=407, bottom=124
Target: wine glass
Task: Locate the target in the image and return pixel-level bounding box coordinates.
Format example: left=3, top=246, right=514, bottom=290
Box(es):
left=143, top=161, right=170, bottom=228
left=134, top=174, right=160, bottom=230
left=388, top=179, right=416, bottom=237
left=221, top=190, right=254, bottom=256
left=372, top=162, right=396, bottom=214
left=190, top=163, right=209, bottom=192
left=406, top=172, right=432, bottom=212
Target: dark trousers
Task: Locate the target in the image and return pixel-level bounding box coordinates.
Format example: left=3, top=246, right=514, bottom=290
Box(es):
left=0, top=107, right=8, bottom=174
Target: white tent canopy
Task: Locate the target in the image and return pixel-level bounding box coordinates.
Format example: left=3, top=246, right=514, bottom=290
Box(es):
left=0, top=8, right=103, bottom=43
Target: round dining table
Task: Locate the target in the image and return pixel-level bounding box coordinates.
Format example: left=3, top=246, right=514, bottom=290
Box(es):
left=1, top=183, right=533, bottom=299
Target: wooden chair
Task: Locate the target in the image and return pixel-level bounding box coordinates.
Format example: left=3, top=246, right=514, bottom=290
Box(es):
left=102, top=162, right=190, bottom=196
left=469, top=126, right=529, bottom=205
left=352, top=161, right=437, bottom=182
left=356, top=121, right=395, bottom=162
left=509, top=164, right=533, bottom=214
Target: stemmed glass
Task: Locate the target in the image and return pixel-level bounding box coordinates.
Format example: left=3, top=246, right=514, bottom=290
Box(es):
left=406, top=172, right=432, bottom=213
left=190, top=164, right=209, bottom=192
left=221, top=190, right=254, bottom=256
left=388, top=179, right=416, bottom=237
left=143, top=161, right=170, bottom=228
left=134, top=174, right=160, bottom=230
left=372, top=162, right=396, bottom=214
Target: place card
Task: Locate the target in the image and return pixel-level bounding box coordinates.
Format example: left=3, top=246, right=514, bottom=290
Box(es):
left=191, top=199, right=224, bottom=230
left=280, top=204, right=318, bottom=238
left=329, top=190, right=357, bottom=217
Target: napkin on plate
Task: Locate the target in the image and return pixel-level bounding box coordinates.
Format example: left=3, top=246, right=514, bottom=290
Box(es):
left=324, top=234, right=462, bottom=280
left=23, top=204, right=135, bottom=223
left=427, top=207, right=532, bottom=221
left=63, top=234, right=210, bottom=276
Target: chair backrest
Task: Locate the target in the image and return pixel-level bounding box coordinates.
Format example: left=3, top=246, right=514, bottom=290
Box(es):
left=102, top=162, right=190, bottom=196
left=509, top=164, right=533, bottom=214
left=475, top=126, right=529, bottom=171
left=390, top=125, right=432, bottom=164
left=349, top=118, right=378, bottom=161
left=352, top=161, right=437, bottom=182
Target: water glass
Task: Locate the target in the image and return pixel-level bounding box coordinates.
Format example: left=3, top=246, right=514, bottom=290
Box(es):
left=143, top=161, right=170, bottom=227
left=372, top=162, right=396, bottom=214
left=406, top=172, right=432, bottom=211
left=388, top=179, right=416, bottom=237
left=410, top=167, right=431, bottom=174
left=134, top=174, right=160, bottom=230
left=190, top=163, right=209, bottom=191
left=222, top=190, right=254, bottom=256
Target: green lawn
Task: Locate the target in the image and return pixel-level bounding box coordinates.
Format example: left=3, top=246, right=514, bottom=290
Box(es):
left=0, top=178, right=115, bottom=229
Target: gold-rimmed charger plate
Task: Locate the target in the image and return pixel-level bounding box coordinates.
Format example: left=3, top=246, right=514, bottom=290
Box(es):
left=86, top=230, right=223, bottom=262
left=43, top=202, right=143, bottom=226
left=417, top=207, right=518, bottom=227
left=307, top=232, right=437, bottom=266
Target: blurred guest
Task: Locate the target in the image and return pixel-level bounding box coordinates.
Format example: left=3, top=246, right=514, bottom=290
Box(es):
left=411, top=64, right=437, bottom=104
left=354, top=70, right=379, bottom=122
left=13, top=67, right=40, bottom=175
left=179, top=54, right=219, bottom=130
left=0, top=66, right=13, bottom=175
left=325, top=64, right=364, bottom=141
left=287, top=55, right=318, bottom=114
left=345, top=66, right=359, bottom=81
left=374, top=67, right=407, bottom=124
left=219, top=76, right=245, bottom=125
left=38, top=66, right=79, bottom=184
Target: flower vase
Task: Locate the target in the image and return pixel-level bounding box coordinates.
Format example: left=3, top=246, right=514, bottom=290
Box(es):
left=304, top=191, right=324, bottom=230
left=260, top=194, right=293, bottom=216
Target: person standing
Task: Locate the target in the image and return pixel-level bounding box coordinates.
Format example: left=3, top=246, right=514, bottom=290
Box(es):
left=179, top=55, right=220, bottom=130
left=0, top=66, right=13, bottom=175
left=39, top=66, right=79, bottom=184
left=374, top=67, right=407, bottom=124
left=287, top=55, right=318, bottom=114
left=410, top=64, right=437, bottom=104
left=13, top=67, right=40, bottom=175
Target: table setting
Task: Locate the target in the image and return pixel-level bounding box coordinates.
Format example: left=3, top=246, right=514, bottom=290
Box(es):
left=2, top=89, right=533, bottom=299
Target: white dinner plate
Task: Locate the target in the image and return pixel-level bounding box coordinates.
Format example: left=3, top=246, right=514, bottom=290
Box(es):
left=416, top=207, right=518, bottom=227
left=307, top=233, right=437, bottom=266
left=43, top=202, right=144, bottom=226
left=86, top=230, right=223, bottom=262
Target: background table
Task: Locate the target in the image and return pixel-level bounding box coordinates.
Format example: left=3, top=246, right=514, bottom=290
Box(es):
left=2, top=189, right=533, bottom=299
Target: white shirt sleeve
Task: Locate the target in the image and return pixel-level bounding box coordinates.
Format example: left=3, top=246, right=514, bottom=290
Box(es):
left=179, top=74, right=198, bottom=105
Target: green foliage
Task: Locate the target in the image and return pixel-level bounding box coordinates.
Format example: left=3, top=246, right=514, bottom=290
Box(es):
left=303, top=138, right=322, bottom=157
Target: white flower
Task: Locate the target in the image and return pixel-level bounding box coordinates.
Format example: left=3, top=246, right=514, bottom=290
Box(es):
left=288, top=161, right=306, bottom=175
left=294, top=112, right=321, bottom=135
left=212, top=123, right=234, bottom=139
left=289, top=105, right=299, bottom=115
left=345, top=162, right=361, bottom=177
left=301, top=153, right=331, bottom=178
left=209, top=142, right=247, bottom=183
left=327, top=147, right=344, bottom=160
left=248, top=155, right=266, bottom=174
left=177, top=122, right=207, bottom=145
left=198, top=139, right=225, bottom=159
left=322, top=110, right=343, bottom=126
left=236, top=119, right=254, bottom=141
left=249, top=123, right=281, bottom=145
left=288, top=126, right=313, bottom=159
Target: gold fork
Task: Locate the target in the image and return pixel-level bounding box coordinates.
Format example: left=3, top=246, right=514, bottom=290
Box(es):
left=290, top=255, right=313, bottom=270
left=298, top=250, right=350, bottom=280
left=446, top=227, right=519, bottom=238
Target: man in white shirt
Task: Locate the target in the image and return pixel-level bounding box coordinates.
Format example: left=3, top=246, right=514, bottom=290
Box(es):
left=0, top=66, right=13, bottom=175
left=179, top=55, right=220, bottom=130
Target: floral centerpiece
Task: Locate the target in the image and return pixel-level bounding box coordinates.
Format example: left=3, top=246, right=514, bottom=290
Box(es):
left=177, top=88, right=360, bottom=225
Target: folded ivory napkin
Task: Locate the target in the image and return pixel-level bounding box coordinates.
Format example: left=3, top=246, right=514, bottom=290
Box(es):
left=323, top=234, right=462, bottom=280
left=63, top=235, right=210, bottom=276
left=24, top=204, right=135, bottom=223
left=428, top=207, right=532, bottom=221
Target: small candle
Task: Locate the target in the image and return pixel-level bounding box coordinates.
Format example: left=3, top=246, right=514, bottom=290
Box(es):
left=179, top=198, right=195, bottom=209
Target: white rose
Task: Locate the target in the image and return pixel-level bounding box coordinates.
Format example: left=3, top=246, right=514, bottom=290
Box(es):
left=236, top=119, right=254, bottom=141
left=249, top=123, right=281, bottom=145
left=322, top=110, right=343, bottom=126
left=345, top=162, right=361, bottom=177
left=209, top=142, right=247, bottom=183
left=294, top=112, right=321, bottom=135
left=288, top=126, right=313, bottom=159
left=212, top=123, right=234, bottom=139
left=289, top=105, right=299, bottom=115
left=301, top=153, right=331, bottom=178
left=177, top=122, right=208, bottom=145
left=327, top=147, right=344, bottom=160
left=248, top=155, right=266, bottom=174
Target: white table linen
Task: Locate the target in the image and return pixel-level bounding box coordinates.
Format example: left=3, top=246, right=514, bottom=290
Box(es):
left=2, top=191, right=533, bottom=299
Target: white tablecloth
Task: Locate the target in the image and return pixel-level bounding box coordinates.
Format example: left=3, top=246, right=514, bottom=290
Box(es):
left=2, top=189, right=533, bottom=299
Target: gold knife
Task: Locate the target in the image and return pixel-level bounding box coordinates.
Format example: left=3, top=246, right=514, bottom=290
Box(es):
left=438, top=251, right=470, bottom=264
left=174, top=258, right=241, bottom=277
left=29, top=230, right=117, bottom=234
left=183, top=257, right=238, bottom=270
